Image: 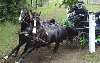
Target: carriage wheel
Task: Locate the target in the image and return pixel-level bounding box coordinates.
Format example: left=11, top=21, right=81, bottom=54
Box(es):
left=95, top=30, right=100, bottom=48
left=76, top=32, right=89, bottom=50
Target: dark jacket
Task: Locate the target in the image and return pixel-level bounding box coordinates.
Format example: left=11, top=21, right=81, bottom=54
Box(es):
left=95, top=11, right=100, bottom=17
left=95, top=11, right=100, bottom=24
left=68, top=5, right=88, bottom=21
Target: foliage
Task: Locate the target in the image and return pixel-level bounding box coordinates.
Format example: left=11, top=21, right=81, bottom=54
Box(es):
left=97, top=35, right=100, bottom=40
left=59, top=0, right=78, bottom=8
left=0, top=0, right=49, bottom=22
left=58, top=19, right=74, bottom=26
left=0, top=0, right=27, bottom=22
left=79, top=36, right=86, bottom=46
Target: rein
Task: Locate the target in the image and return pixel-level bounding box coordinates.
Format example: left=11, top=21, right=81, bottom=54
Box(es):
left=21, top=15, right=30, bottom=26
left=30, top=26, right=48, bottom=44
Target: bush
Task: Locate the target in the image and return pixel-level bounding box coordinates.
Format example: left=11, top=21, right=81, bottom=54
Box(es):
left=0, top=0, right=27, bottom=23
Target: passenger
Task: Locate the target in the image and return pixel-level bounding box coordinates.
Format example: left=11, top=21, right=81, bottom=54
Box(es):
left=95, top=11, right=100, bottom=27
left=67, top=0, right=88, bottom=27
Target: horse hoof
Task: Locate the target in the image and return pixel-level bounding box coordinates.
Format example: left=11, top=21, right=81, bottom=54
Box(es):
left=2, top=58, right=7, bottom=62
left=2, top=58, right=6, bottom=62
left=2, top=56, right=8, bottom=61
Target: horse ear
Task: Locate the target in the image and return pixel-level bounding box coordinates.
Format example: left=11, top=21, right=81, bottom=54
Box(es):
left=39, top=11, right=41, bottom=16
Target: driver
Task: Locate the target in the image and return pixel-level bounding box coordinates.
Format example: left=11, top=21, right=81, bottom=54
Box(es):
left=68, top=0, right=88, bottom=27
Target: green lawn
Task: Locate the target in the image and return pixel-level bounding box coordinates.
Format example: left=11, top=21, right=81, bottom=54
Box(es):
left=85, top=4, right=100, bottom=12
left=0, top=22, right=20, bottom=56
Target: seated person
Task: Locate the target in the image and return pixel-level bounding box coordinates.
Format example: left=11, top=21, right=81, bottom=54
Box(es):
left=95, top=11, right=100, bottom=27
left=67, top=0, right=88, bottom=27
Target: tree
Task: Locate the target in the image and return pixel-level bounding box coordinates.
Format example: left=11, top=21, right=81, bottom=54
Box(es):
left=40, top=0, right=43, bottom=7
left=36, top=0, right=38, bottom=9
left=0, top=0, right=27, bottom=21
left=60, top=0, right=78, bottom=8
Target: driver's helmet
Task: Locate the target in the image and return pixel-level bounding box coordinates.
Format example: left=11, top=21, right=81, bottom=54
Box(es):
left=77, top=0, right=83, bottom=4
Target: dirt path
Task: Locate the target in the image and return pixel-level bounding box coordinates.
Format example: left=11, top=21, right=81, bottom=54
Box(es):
left=1, top=43, right=100, bottom=63
left=1, top=44, right=79, bottom=63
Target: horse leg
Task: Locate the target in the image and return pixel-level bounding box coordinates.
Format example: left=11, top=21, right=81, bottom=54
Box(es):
left=49, top=42, right=60, bottom=57
left=12, top=43, right=24, bottom=57
left=3, top=42, right=24, bottom=61
left=12, top=49, right=20, bottom=57
left=15, top=47, right=35, bottom=63
left=69, top=36, right=74, bottom=46
left=12, top=35, right=25, bottom=57
left=21, top=43, right=29, bottom=56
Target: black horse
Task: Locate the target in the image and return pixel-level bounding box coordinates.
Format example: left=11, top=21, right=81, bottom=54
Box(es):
left=13, top=10, right=71, bottom=63
left=3, top=7, right=32, bottom=61
left=12, top=13, right=47, bottom=63
left=30, top=11, right=74, bottom=55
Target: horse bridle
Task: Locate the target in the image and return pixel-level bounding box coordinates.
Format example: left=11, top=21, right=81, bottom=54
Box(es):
left=20, top=14, right=30, bottom=26
left=31, top=19, right=48, bottom=43
left=23, top=27, right=47, bottom=44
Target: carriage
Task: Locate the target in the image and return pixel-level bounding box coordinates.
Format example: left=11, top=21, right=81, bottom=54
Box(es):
left=66, top=13, right=100, bottom=50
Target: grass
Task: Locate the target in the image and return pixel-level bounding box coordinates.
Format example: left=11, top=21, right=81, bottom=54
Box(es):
left=31, top=0, right=66, bottom=21
left=80, top=50, right=100, bottom=62
left=0, top=0, right=100, bottom=62
left=0, top=22, right=20, bottom=56
left=84, top=4, right=100, bottom=12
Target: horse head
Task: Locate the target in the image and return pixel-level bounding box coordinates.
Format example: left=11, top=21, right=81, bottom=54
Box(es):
left=30, top=10, right=41, bottom=20
left=29, top=10, right=42, bottom=34
left=18, top=7, right=30, bottom=23
left=31, top=17, right=41, bottom=34
left=29, top=11, right=47, bottom=46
